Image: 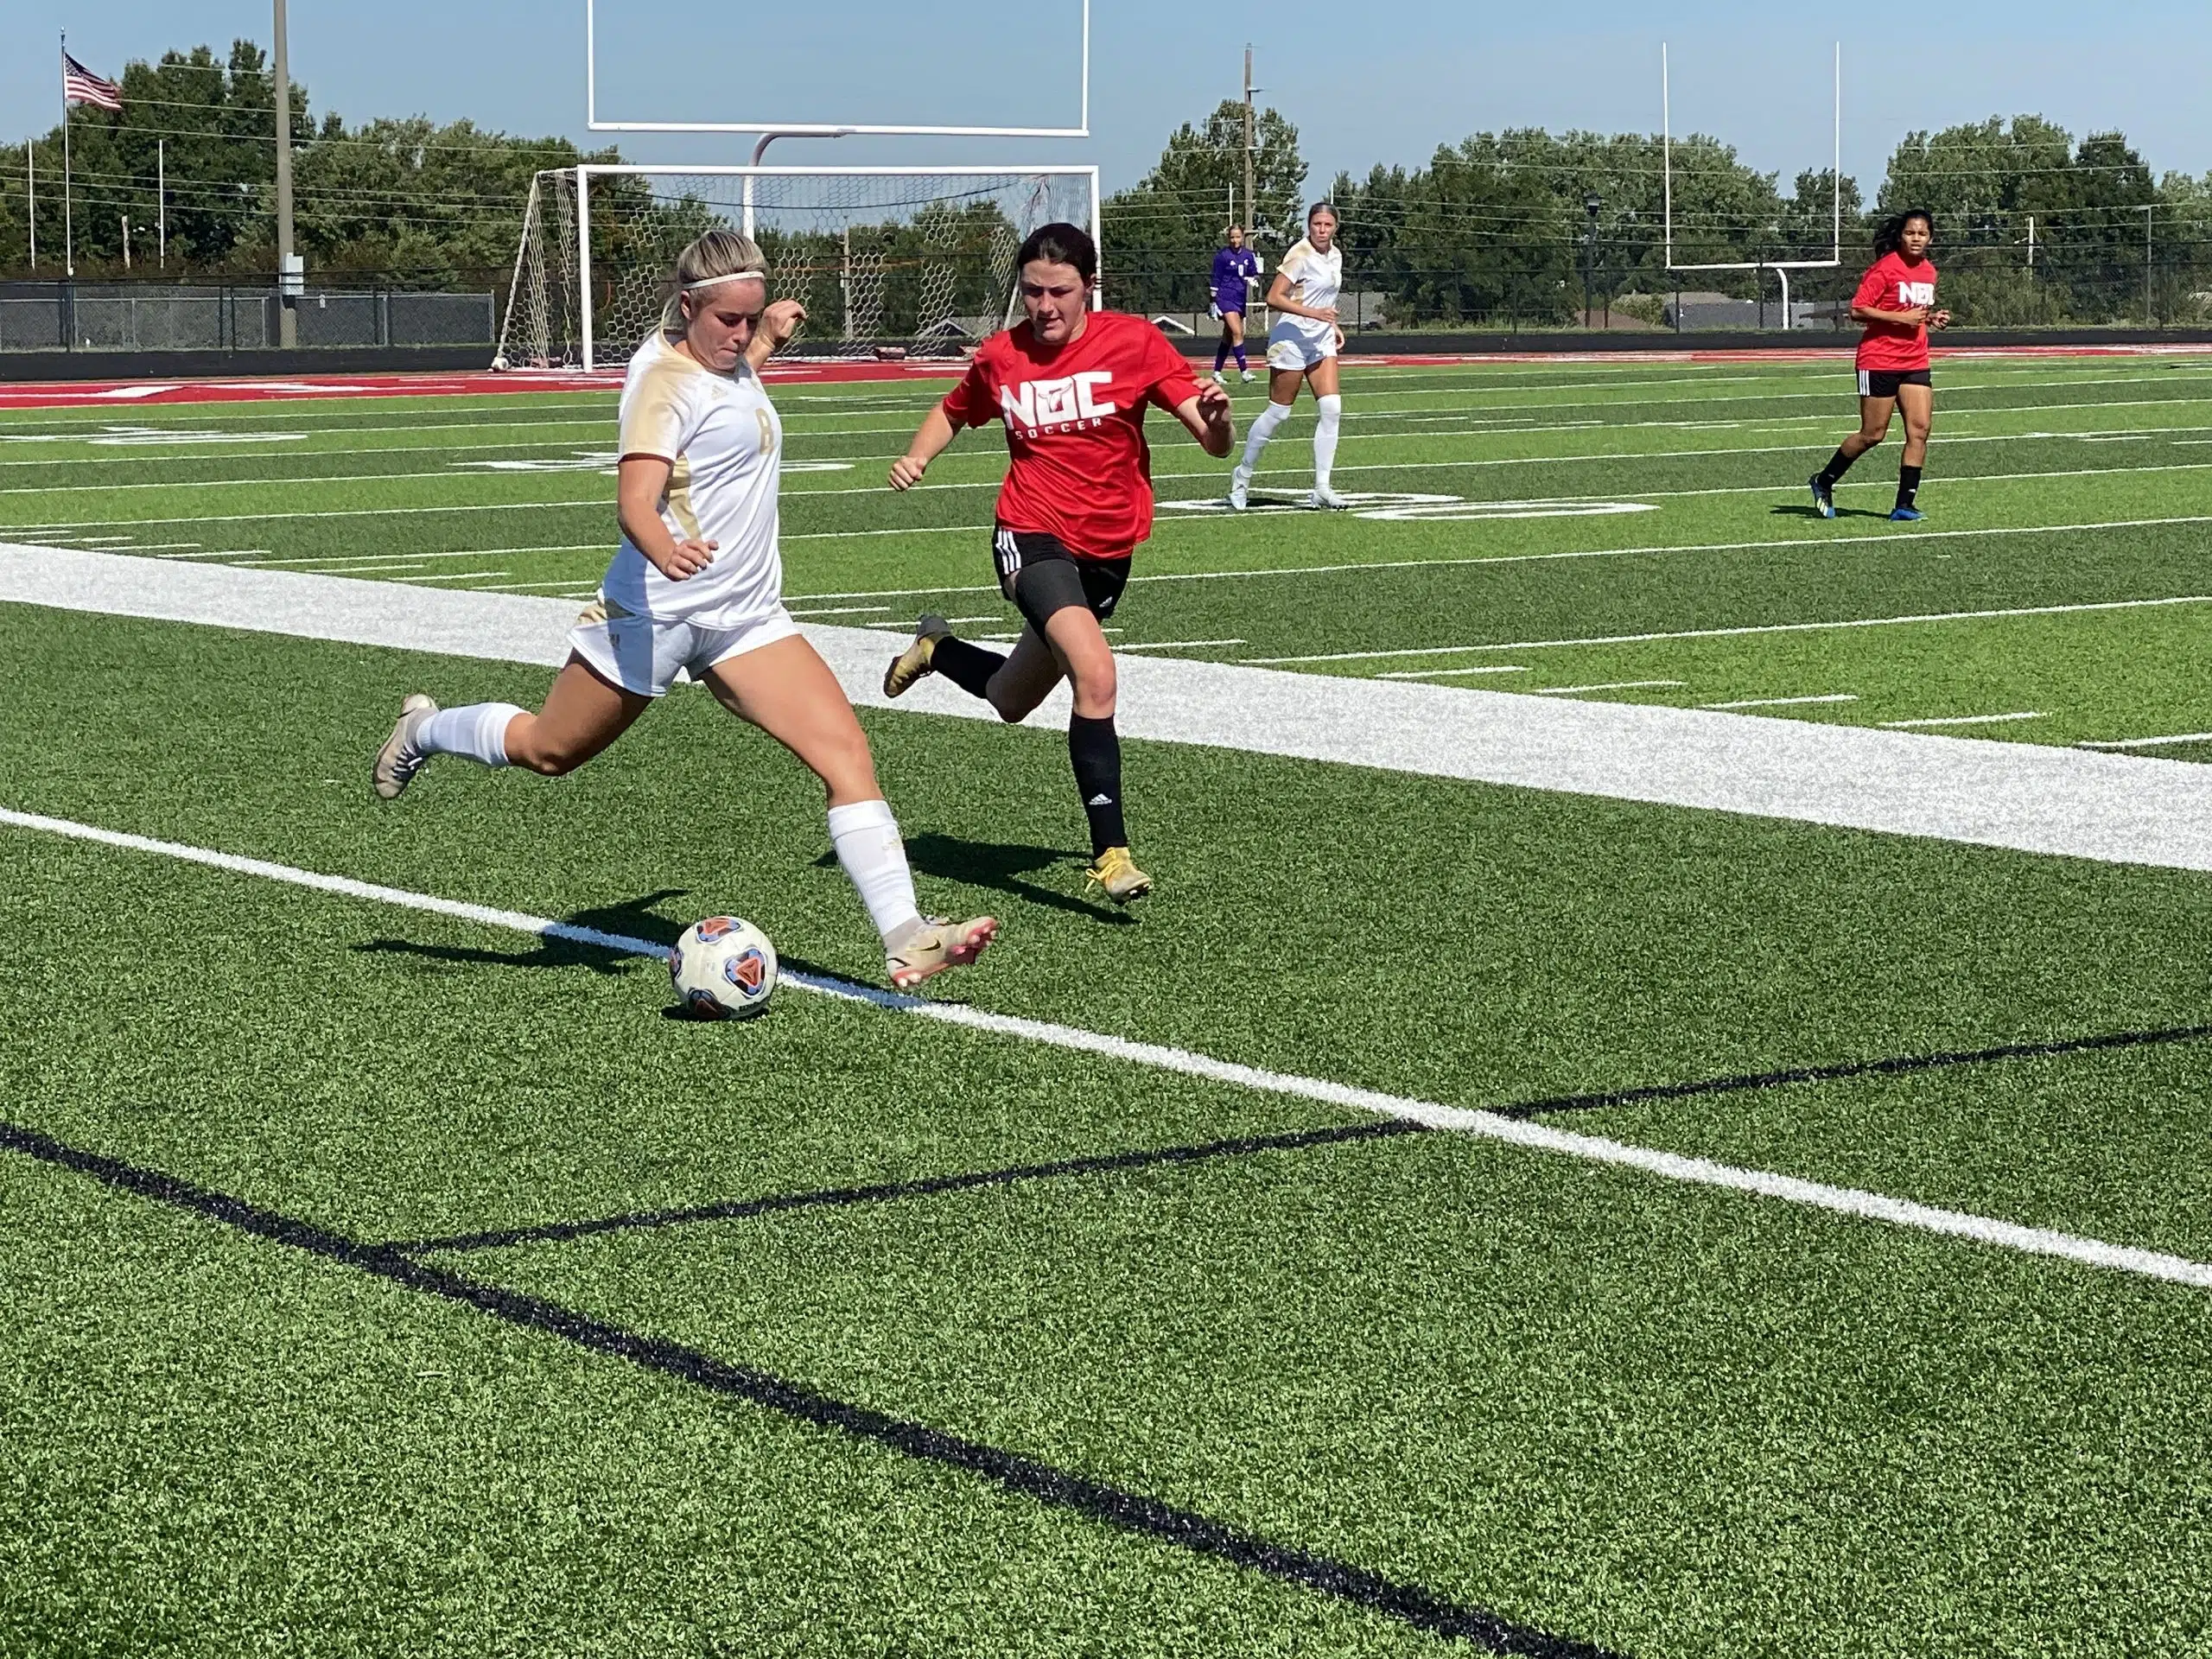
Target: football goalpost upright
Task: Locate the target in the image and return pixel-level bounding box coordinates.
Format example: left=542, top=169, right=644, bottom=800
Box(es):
left=495, top=165, right=1103, bottom=372
left=1662, top=42, right=1843, bottom=330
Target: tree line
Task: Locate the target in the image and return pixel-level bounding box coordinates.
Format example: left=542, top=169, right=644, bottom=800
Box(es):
left=1102, top=103, right=2212, bottom=327
left=3, top=38, right=2208, bottom=329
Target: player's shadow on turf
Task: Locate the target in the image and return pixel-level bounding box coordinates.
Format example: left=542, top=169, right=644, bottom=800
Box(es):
left=1771, top=504, right=1891, bottom=520
left=814, top=834, right=1133, bottom=924
left=353, top=889, right=688, bottom=975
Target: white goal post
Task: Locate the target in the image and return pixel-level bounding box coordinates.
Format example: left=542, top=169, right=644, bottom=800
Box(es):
left=495, top=165, right=1103, bottom=373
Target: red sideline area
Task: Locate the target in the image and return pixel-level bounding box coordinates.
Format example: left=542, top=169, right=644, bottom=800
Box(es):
left=1, top=342, right=2205, bottom=410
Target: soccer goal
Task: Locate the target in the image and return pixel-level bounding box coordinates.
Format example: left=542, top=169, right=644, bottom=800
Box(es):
left=495, top=165, right=1102, bottom=373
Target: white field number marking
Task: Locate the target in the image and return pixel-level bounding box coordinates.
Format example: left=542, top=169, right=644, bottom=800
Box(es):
left=7, top=804, right=2211, bottom=1292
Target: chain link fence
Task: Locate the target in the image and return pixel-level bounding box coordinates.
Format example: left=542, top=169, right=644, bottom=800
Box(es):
left=0, top=280, right=495, bottom=353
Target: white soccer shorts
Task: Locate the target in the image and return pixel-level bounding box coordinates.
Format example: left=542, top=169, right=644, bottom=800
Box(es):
left=1265, top=332, right=1336, bottom=372
left=568, top=597, right=800, bottom=697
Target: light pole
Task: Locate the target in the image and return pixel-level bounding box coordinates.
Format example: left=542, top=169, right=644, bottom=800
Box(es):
left=2140, top=203, right=2155, bottom=327
left=273, top=0, right=300, bottom=347
left=1583, top=194, right=1601, bottom=329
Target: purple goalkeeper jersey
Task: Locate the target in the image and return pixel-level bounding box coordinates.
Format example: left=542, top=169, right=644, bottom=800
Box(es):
left=1211, top=245, right=1260, bottom=311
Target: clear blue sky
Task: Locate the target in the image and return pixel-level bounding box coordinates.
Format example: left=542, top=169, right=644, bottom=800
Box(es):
left=10, top=0, right=2210, bottom=195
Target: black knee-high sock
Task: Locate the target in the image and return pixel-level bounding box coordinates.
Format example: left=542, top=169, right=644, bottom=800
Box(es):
left=1816, top=446, right=1859, bottom=486
left=1068, top=715, right=1127, bottom=855
left=1213, top=339, right=1230, bottom=372
left=931, top=636, right=1005, bottom=699
left=1896, top=465, right=1923, bottom=511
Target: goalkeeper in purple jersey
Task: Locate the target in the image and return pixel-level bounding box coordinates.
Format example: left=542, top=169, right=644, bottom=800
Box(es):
left=1209, top=226, right=1262, bottom=384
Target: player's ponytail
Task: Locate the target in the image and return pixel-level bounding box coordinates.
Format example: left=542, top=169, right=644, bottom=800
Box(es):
left=660, top=228, right=769, bottom=339
left=1872, top=209, right=1935, bottom=260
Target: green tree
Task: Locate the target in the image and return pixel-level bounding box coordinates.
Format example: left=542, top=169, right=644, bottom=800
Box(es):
left=1098, top=99, right=1305, bottom=313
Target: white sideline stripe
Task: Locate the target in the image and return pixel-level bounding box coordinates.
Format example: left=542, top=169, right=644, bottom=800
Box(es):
left=2079, top=732, right=2212, bottom=751
left=13, top=546, right=2212, bottom=876
left=1703, top=694, right=1859, bottom=710
left=1884, top=712, right=2046, bottom=729
left=1246, top=593, right=2212, bottom=664
left=8, top=802, right=2209, bottom=1294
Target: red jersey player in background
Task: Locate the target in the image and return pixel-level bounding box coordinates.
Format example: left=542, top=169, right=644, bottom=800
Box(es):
left=1809, top=209, right=1951, bottom=522
left=880, top=223, right=1235, bottom=904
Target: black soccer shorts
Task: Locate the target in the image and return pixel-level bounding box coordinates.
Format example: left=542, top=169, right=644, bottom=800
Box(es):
left=990, top=526, right=1132, bottom=637
left=1858, top=367, right=1933, bottom=398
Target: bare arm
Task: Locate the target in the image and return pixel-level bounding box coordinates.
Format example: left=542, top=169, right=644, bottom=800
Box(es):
left=1265, top=268, right=1337, bottom=325
left=1851, top=302, right=1932, bottom=327
left=616, top=454, right=715, bottom=579
left=888, top=405, right=962, bottom=490
left=743, top=299, right=806, bottom=372
left=1173, top=383, right=1236, bottom=458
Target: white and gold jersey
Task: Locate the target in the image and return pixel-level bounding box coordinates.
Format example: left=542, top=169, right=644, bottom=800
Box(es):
left=601, top=331, right=784, bottom=628
left=1268, top=237, right=1344, bottom=350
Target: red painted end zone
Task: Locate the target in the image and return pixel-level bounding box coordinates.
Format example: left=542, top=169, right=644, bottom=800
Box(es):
left=1, top=342, right=2205, bottom=410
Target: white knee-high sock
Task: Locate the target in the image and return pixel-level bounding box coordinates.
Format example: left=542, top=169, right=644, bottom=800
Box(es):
left=1313, top=394, right=1342, bottom=489
left=1240, top=400, right=1294, bottom=472
left=828, top=798, right=923, bottom=948
left=416, top=702, right=523, bottom=767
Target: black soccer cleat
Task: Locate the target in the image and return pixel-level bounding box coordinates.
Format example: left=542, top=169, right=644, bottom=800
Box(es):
left=1808, top=474, right=1837, bottom=519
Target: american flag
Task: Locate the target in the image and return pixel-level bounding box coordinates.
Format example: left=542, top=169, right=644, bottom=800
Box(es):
left=63, top=52, right=123, bottom=111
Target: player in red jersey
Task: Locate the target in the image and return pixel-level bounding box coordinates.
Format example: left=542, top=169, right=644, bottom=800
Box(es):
left=1808, top=209, right=1952, bottom=522
left=880, top=222, right=1235, bottom=904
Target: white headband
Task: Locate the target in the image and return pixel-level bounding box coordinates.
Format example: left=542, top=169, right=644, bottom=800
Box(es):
left=683, top=269, right=767, bottom=294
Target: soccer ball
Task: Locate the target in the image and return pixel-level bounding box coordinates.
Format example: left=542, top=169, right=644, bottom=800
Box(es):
left=668, top=916, right=778, bottom=1020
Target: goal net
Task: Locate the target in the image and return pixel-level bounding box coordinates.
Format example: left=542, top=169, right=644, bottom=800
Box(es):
left=496, top=165, right=1101, bottom=372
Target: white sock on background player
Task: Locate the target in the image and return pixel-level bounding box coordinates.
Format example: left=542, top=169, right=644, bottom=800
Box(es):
left=1313, top=394, right=1342, bottom=490
left=828, top=798, right=924, bottom=946
left=1240, top=400, right=1294, bottom=474
left=416, top=702, right=524, bottom=767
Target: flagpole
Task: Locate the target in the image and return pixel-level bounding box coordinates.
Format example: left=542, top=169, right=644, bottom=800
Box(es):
left=26, top=138, right=35, bottom=271
left=60, top=33, right=74, bottom=278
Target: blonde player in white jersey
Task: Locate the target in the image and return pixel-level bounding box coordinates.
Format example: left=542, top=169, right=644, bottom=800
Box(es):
left=371, top=228, right=996, bottom=990
left=1229, top=201, right=1349, bottom=511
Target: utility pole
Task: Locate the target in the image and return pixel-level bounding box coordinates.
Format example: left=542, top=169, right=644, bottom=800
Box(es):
left=157, top=138, right=166, bottom=268
left=26, top=138, right=34, bottom=270
left=1242, top=46, right=1255, bottom=239
left=1583, top=194, right=1601, bottom=328
left=273, top=0, right=300, bottom=346
left=2140, top=203, right=2155, bottom=327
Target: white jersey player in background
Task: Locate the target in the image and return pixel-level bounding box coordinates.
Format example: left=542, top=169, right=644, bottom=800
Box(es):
left=1230, top=201, right=1350, bottom=510
left=371, top=228, right=996, bottom=990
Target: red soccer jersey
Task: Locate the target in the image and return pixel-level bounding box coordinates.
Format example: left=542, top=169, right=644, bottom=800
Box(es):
left=939, top=309, right=1201, bottom=561
left=1853, top=251, right=1940, bottom=372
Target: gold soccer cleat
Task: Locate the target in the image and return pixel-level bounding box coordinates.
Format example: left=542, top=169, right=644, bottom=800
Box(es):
left=887, top=914, right=999, bottom=990
left=1084, top=845, right=1153, bottom=905
left=882, top=614, right=951, bottom=699
left=372, top=694, right=437, bottom=801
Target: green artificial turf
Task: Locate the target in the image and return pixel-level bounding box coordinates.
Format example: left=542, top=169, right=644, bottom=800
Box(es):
left=5, top=357, right=2212, bottom=1654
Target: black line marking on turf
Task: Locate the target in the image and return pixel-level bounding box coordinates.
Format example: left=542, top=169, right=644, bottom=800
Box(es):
left=1493, top=1021, right=2212, bottom=1120
left=384, top=1122, right=1427, bottom=1255
left=0, top=1120, right=1617, bottom=1657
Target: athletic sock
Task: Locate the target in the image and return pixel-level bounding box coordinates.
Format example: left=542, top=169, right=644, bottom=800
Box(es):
left=1231, top=343, right=1248, bottom=371
left=827, top=798, right=923, bottom=948
left=416, top=702, right=522, bottom=767
left=1068, top=714, right=1127, bottom=856
left=931, top=636, right=1006, bottom=700
left=1212, top=340, right=1230, bottom=372
left=1896, top=465, right=1923, bottom=512
left=1240, top=400, right=1294, bottom=471
left=1313, top=393, right=1343, bottom=490
left=1815, top=447, right=1858, bottom=487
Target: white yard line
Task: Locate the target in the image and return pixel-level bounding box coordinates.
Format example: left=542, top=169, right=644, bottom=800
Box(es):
left=1376, top=665, right=1532, bottom=680
left=1245, top=593, right=2212, bottom=665
left=1529, top=680, right=1687, bottom=696
left=1703, top=694, right=1859, bottom=710
left=2078, top=733, right=2212, bottom=751
left=1884, top=712, right=2047, bottom=729
left=1113, top=638, right=1249, bottom=652
left=12, top=546, right=2212, bottom=877
left=7, top=802, right=2209, bottom=1294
